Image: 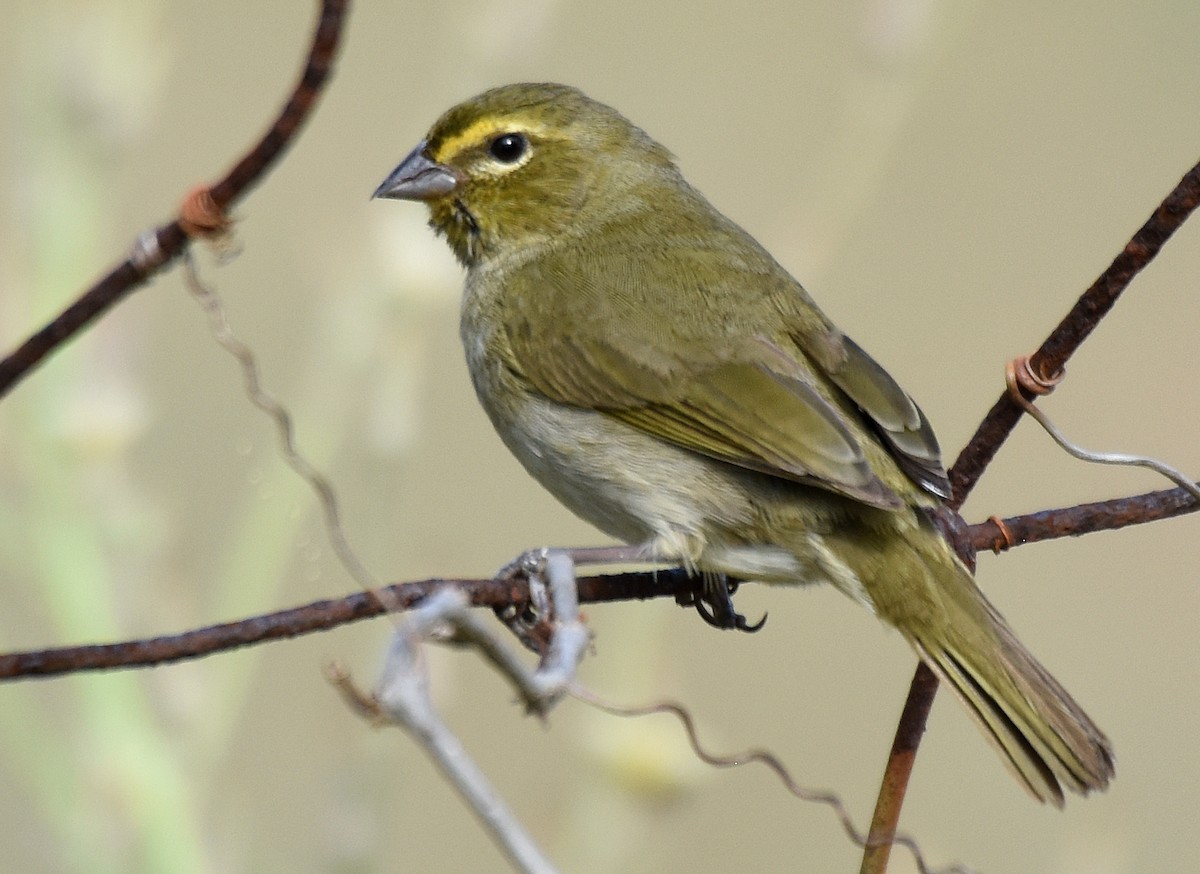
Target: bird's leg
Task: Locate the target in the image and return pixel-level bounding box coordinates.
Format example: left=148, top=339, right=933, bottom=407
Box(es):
left=496, top=544, right=650, bottom=582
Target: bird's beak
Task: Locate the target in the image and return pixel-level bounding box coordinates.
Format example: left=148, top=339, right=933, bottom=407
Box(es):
left=372, top=140, right=459, bottom=201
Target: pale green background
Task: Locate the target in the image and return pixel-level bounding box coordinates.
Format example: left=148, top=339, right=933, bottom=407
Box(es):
left=1, top=1, right=1198, bottom=871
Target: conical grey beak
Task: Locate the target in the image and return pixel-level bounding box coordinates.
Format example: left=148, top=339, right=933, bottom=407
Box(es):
left=372, top=141, right=459, bottom=201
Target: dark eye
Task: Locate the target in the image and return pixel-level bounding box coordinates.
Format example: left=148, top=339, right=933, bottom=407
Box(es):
left=488, top=133, right=528, bottom=164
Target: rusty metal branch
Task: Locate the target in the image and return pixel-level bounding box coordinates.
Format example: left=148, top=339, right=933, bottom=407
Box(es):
left=0, top=0, right=350, bottom=400
left=3, top=474, right=1198, bottom=683
left=948, top=159, right=1200, bottom=504
left=859, top=156, right=1200, bottom=874
left=0, top=570, right=693, bottom=680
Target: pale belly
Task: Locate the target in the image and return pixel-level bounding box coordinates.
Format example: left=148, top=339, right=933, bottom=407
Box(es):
left=479, top=383, right=880, bottom=601
left=458, top=273, right=889, bottom=607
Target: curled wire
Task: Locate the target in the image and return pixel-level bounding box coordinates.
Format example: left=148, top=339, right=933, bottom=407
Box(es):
left=1005, top=358, right=1200, bottom=501
left=571, top=687, right=975, bottom=874
left=181, top=255, right=402, bottom=621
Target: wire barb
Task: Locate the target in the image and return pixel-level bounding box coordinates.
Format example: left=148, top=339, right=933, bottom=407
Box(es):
left=870, top=156, right=1200, bottom=874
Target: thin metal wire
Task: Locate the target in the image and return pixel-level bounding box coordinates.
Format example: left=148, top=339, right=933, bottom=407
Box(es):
left=1005, top=362, right=1200, bottom=501
left=571, top=687, right=975, bottom=874
left=181, top=255, right=398, bottom=618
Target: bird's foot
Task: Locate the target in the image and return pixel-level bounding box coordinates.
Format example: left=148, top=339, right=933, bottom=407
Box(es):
left=491, top=548, right=592, bottom=715
left=682, top=573, right=767, bottom=633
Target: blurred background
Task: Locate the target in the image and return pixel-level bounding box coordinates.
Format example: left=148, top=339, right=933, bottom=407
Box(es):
left=1, top=1, right=1198, bottom=871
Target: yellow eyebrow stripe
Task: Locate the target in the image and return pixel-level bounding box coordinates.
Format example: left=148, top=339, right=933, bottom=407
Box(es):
left=431, top=117, right=551, bottom=163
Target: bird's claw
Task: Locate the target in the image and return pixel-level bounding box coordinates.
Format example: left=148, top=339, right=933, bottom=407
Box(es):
left=495, top=546, right=552, bottom=582
left=494, top=547, right=555, bottom=654
left=685, top=575, right=767, bottom=633
left=732, top=609, right=768, bottom=633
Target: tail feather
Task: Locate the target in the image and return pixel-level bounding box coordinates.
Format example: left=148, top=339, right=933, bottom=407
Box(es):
left=821, top=510, right=1114, bottom=803
left=908, top=596, right=1114, bottom=806
left=913, top=639, right=1063, bottom=805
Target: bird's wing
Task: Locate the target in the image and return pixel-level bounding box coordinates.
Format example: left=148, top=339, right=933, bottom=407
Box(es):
left=812, top=334, right=951, bottom=499
left=502, top=243, right=947, bottom=508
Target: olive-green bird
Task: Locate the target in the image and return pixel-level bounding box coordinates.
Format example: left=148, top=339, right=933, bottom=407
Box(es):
left=373, top=83, right=1113, bottom=805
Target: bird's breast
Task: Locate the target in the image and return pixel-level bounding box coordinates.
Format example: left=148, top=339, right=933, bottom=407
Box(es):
left=459, top=265, right=737, bottom=552
left=456, top=259, right=868, bottom=599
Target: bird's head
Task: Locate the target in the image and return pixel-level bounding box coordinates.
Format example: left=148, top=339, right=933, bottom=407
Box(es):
left=373, top=83, right=676, bottom=266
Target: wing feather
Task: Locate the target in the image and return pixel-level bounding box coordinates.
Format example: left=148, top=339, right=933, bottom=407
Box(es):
left=502, top=228, right=946, bottom=508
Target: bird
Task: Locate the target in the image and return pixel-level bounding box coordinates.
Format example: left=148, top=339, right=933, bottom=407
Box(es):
left=373, top=82, right=1114, bottom=805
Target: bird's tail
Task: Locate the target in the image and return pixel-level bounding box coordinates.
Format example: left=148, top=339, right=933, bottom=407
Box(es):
left=833, top=518, right=1114, bottom=805
left=906, top=589, right=1114, bottom=806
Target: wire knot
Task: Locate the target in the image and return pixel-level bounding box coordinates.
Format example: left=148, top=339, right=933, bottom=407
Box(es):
left=178, top=184, right=232, bottom=238
left=986, top=515, right=1015, bottom=553
left=1006, top=355, right=1064, bottom=401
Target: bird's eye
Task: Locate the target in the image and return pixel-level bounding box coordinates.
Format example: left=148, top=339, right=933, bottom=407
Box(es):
left=488, top=133, right=528, bottom=164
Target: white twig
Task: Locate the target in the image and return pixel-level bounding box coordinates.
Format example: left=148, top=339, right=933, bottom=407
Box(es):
left=366, top=555, right=592, bottom=873
left=374, top=588, right=559, bottom=874
left=526, top=550, right=590, bottom=702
